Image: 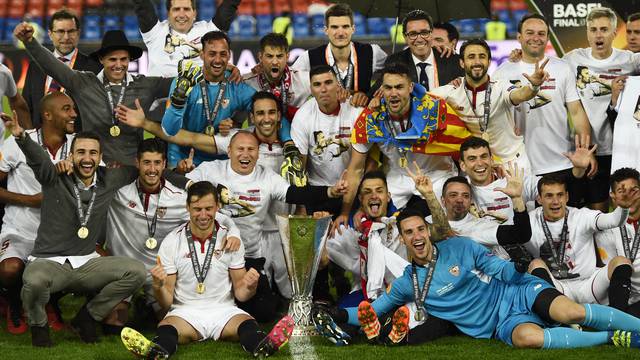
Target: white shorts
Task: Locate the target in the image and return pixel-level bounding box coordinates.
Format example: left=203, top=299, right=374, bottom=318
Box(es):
left=552, top=266, right=610, bottom=304
left=166, top=304, right=249, bottom=340
left=261, top=230, right=292, bottom=299
left=0, top=231, right=35, bottom=263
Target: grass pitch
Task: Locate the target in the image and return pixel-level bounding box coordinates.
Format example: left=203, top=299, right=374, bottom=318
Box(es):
left=0, top=294, right=636, bottom=360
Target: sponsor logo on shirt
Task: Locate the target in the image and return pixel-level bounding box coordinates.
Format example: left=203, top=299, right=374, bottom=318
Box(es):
left=436, top=282, right=454, bottom=296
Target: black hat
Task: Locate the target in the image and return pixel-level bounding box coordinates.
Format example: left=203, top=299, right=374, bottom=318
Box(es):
left=90, top=30, right=143, bottom=61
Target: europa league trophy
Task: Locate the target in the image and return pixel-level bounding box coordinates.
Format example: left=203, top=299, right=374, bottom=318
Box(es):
left=277, top=215, right=332, bottom=336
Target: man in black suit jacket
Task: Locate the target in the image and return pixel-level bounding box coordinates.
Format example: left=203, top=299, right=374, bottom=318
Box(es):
left=372, top=10, right=463, bottom=94
left=22, top=9, right=101, bottom=129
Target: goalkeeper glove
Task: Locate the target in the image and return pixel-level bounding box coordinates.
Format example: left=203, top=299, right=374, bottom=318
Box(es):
left=280, top=143, right=307, bottom=187
left=170, top=60, right=203, bottom=109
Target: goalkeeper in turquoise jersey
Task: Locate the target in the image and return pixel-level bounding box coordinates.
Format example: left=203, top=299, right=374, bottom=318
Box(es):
left=345, top=207, right=640, bottom=349
left=161, top=31, right=292, bottom=168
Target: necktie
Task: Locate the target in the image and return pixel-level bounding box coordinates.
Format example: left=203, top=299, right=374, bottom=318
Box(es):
left=417, top=62, right=429, bottom=90
left=48, top=57, right=69, bottom=92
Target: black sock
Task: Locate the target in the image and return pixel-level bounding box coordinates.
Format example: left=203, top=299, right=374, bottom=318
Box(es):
left=626, top=300, right=640, bottom=318
left=531, top=267, right=554, bottom=285
left=609, top=264, right=632, bottom=311
left=155, top=325, right=178, bottom=356
left=238, top=319, right=261, bottom=354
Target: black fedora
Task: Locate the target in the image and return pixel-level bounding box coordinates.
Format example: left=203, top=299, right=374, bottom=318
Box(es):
left=90, top=30, right=143, bottom=61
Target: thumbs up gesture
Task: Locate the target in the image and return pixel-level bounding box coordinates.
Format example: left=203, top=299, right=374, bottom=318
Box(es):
left=151, top=256, right=167, bottom=289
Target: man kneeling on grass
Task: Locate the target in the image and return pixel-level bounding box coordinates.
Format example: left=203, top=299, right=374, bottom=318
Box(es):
left=120, top=181, right=294, bottom=358
left=344, top=207, right=640, bottom=349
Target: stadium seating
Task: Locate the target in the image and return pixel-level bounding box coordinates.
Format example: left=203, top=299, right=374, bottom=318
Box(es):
left=0, top=0, right=522, bottom=44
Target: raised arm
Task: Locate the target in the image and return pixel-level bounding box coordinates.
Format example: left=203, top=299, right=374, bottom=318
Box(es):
left=509, top=58, right=549, bottom=106
left=133, top=0, right=159, bottom=34
left=15, top=23, right=82, bottom=92
left=2, top=111, right=58, bottom=185
left=230, top=267, right=259, bottom=302
left=406, top=162, right=452, bottom=242
left=115, top=99, right=219, bottom=153
left=212, top=0, right=240, bottom=32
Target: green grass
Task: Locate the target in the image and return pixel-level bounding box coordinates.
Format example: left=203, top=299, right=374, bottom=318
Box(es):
left=1, top=295, right=637, bottom=360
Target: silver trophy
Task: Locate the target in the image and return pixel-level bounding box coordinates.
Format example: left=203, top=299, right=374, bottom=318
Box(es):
left=276, top=215, right=331, bottom=336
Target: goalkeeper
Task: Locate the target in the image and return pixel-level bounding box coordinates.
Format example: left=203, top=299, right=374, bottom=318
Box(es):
left=160, top=31, right=293, bottom=168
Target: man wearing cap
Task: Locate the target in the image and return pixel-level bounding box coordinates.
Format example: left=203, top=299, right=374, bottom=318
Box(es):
left=14, top=24, right=173, bottom=165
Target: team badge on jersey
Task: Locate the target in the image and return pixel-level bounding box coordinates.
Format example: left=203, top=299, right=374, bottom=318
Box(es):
left=448, top=265, right=460, bottom=276
left=157, top=207, right=167, bottom=218
left=128, top=201, right=137, bottom=209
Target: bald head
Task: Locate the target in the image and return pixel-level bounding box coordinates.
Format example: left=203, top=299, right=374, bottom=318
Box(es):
left=39, top=92, right=76, bottom=134
left=228, top=130, right=259, bottom=175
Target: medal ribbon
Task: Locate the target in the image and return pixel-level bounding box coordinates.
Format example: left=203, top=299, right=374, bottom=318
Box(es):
left=411, top=245, right=438, bottom=320
left=137, top=181, right=161, bottom=241
left=72, top=182, right=97, bottom=232
left=104, top=80, right=127, bottom=127
left=37, top=129, right=68, bottom=160
left=619, top=225, right=640, bottom=262
left=464, top=79, right=492, bottom=133
left=185, top=225, right=217, bottom=285
left=200, top=80, right=227, bottom=133
left=540, top=210, right=569, bottom=268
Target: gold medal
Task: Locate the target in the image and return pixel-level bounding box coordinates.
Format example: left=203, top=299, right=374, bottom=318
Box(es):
left=110, top=125, right=121, bottom=137
left=204, top=125, right=215, bottom=136
left=481, top=132, right=490, bottom=141
left=398, top=156, right=408, bottom=168
left=196, top=282, right=206, bottom=294
left=414, top=309, right=425, bottom=322
left=145, top=237, right=157, bottom=250
left=77, top=226, right=89, bottom=239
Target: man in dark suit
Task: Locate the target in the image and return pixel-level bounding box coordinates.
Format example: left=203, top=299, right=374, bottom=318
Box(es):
left=376, top=10, right=463, bottom=92
left=22, top=9, right=101, bottom=129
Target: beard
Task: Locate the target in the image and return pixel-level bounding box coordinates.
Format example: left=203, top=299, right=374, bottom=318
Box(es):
left=465, top=66, right=487, bottom=82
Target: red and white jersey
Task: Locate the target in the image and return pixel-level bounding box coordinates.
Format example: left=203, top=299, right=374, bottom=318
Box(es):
left=493, top=56, right=580, bottom=175
left=595, top=220, right=640, bottom=302
left=291, top=99, right=361, bottom=186
left=242, top=68, right=311, bottom=119
left=0, top=130, right=73, bottom=239
left=526, top=206, right=602, bottom=279
left=106, top=179, right=189, bottom=270
left=430, top=79, right=525, bottom=163
left=215, top=128, right=292, bottom=232
left=563, top=48, right=640, bottom=155
left=158, top=216, right=245, bottom=307
left=186, top=160, right=290, bottom=257
left=469, top=174, right=539, bottom=225
left=142, top=20, right=221, bottom=77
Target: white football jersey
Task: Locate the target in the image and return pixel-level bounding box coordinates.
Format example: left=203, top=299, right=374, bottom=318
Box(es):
left=186, top=160, right=290, bottom=257
left=215, top=128, right=292, bottom=232
left=493, top=56, right=580, bottom=175
left=242, top=68, right=311, bottom=111
left=158, top=215, right=244, bottom=307
left=563, top=48, right=640, bottom=155
left=429, top=78, right=525, bottom=163
left=142, top=20, right=221, bottom=77
left=526, top=206, right=602, bottom=279
left=469, top=174, right=539, bottom=225
left=106, top=179, right=189, bottom=270
left=0, top=130, right=73, bottom=239
left=291, top=99, right=361, bottom=186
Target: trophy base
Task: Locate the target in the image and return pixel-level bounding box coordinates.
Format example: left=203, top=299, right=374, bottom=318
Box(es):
left=288, top=294, right=317, bottom=337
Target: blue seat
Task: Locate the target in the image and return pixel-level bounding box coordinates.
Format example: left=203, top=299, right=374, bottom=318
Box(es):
left=353, top=12, right=366, bottom=36
left=5, top=18, right=20, bottom=41
left=229, top=15, right=256, bottom=38
left=512, top=9, right=529, bottom=23
left=292, top=14, right=309, bottom=37
left=103, top=15, right=120, bottom=33
left=198, top=3, right=216, bottom=21
left=496, top=9, right=511, bottom=23
left=366, top=18, right=386, bottom=36
left=458, top=19, right=478, bottom=36
left=256, top=14, right=273, bottom=36
left=310, top=14, right=325, bottom=37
